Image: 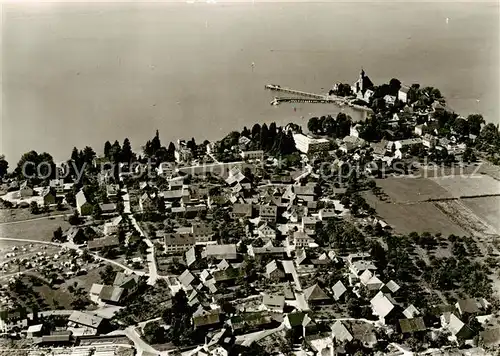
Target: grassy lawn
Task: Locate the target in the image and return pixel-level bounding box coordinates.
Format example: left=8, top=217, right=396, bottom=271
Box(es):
left=5, top=274, right=76, bottom=311
left=0, top=215, right=70, bottom=242
left=32, top=282, right=75, bottom=310
left=62, top=264, right=108, bottom=291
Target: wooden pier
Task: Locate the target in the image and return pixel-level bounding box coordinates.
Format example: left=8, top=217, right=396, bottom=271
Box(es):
left=265, top=84, right=327, bottom=99
left=271, top=97, right=339, bottom=105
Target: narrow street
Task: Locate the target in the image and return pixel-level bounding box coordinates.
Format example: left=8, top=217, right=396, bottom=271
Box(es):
left=121, top=187, right=159, bottom=286
left=124, top=326, right=164, bottom=356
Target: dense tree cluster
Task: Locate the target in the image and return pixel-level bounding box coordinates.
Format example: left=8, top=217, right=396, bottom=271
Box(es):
left=370, top=78, right=402, bottom=102
left=316, top=219, right=367, bottom=252
left=0, top=155, right=8, bottom=178
left=216, top=122, right=296, bottom=159
left=329, top=83, right=353, bottom=97
left=475, top=122, right=500, bottom=164
left=307, top=113, right=352, bottom=138
left=99, top=265, right=116, bottom=285
left=15, top=151, right=55, bottom=183
left=142, top=130, right=176, bottom=163
left=161, top=290, right=198, bottom=345
left=422, top=238, right=492, bottom=298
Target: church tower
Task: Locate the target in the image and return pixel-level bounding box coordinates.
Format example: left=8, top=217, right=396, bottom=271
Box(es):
left=359, top=68, right=365, bottom=93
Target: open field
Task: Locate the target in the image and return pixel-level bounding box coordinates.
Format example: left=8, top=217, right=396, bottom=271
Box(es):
left=368, top=173, right=500, bottom=237
left=435, top=199, right=500, bottom=237
left=364, top=193, right=467, bottom=236
left=32, top=280, right=75, bottom=310
left=414, top=160, right=500, bottom=179
left=0, top=215, right=70, bottom=242
left=0, top=207, right=70, bottom=223
left=0, top=241, right=57, bottom=256
left=375, top=177, right=451, bottom=203
left=478, top=161, right=500, bottom=180
left=431, top=174, right=500, bottom=198
left=462, top=196, right=500, bottom=235
left=62, top=264, right=108, bottom=292
left=417, top=162, right=482, bottom=178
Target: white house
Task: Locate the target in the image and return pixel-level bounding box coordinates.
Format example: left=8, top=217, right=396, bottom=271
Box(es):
left=19, top=181, right=34, bottom=198
left=398, top=85, right=410, bottom=102
left=422, top=134, right=438, bottom=149
left=157, top=163, right=175, bottom=178
left=293, top=134, right=330, bottom=154
left=175, top=147, right=193, bottom=163
left=414, top=124, right=425, bottom=136
left=104, top=216, right=124, bottom=235
left=76, top=190, right=93, bottom=216
left=240, top=150, right=264, bottom=161
left=394, top=138, right=423, bottom=151
left=363, top=89, right=374, bottom=102
left=257, top=223, right=277, bottom=241
left=350, top=124, right=362, bottom=138
left=383, top=95, right=396, bottom=106
left=293, top=230, right=313, bottom=248
left=370, top=291, right=396, bottom=324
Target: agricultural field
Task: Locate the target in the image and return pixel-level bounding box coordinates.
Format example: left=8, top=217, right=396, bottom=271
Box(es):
left=462, top=196, right=500, bottom=235
left=367, top=172, right=500, bottom=237
left=0, top=215, right=70, bottom=242
left=431, top=174, right=500, bottom=198
left=364, top=192, right=467, bottom=236
left=477, top=161, right=500, bottom=180
left=0, top=208, right=69, bottom=224
left=435, top=199, right=500, bottom=237
left=374, top=176, right=451, bottom=203
left=416, top=162, right=483, bottom=178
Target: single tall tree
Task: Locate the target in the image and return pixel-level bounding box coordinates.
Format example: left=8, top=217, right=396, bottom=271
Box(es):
left=110, top=140, right=122, bottom=163
left=151, top=130, right=161, bottom=154
left=104, top=141, right=112, bottom=158
left=307, top=117, right=320, bottom=134
left=121, top=138, right=133, bottom=163
left=251, top=124, right=261, bottom=139
left=467, top=114, right=485, bottom=136
left=0, top=155, right=8, bottom=178
left=82, top=146, right=96, bottom=164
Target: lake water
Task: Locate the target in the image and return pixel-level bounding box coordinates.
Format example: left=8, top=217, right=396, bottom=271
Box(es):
left=2, top=2, right=498, bottom=162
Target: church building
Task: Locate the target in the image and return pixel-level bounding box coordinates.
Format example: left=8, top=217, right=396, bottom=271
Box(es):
left=351, top=69, right=375, bottom=100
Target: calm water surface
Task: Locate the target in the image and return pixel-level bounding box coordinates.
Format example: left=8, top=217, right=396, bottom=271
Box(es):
left=2, top=2, right=498, bottom=161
